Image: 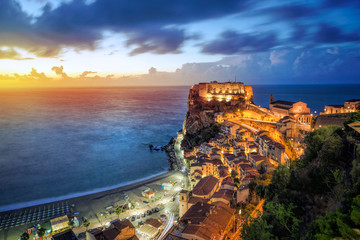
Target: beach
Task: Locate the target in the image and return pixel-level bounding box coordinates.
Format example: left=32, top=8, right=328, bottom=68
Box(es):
left=0, top=170, right=184, bottom=240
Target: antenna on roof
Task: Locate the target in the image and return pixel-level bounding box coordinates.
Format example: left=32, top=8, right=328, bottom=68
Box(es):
left=234, top=76, right=237, bottom=82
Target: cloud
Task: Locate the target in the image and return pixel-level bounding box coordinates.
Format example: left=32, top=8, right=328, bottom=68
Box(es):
left=314, top=24, right=360, bottom=43
left=51, top=65, right=68, bottom=77
left=258, top=4, right=317, bottom=20
left=0, top=0, right=251, bottom=58
left=126, top=28, right=193, bottom=56
left=148, top=67, right=157, bottom=74
left=80, top=71, right=97, bottom=78
left=29, top=68, right=47, bottom=80
left=0, top=47, right=33, bottom=60
left=201, top=30, right=278, bottom=55
left=322, top=0, right=360, bottom=8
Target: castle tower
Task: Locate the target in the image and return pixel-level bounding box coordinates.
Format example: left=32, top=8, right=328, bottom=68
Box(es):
left=270, top=94, right=274, bottom=104
left=179, top=190, right=189, bottom=217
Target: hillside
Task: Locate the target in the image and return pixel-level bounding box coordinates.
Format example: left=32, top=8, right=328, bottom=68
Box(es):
left=241, top=112, right=360, bottom=239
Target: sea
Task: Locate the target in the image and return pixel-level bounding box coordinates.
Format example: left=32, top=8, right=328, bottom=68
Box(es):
left=0, top=84, right=359, bottom=212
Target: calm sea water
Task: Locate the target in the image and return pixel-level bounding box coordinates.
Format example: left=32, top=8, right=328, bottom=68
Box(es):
left=0, top=84, right=359, bottom=211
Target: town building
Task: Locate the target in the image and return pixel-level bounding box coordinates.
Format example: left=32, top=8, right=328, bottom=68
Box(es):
left=86, top=219, right=137, bottom=240
left=52, top=229, right=78, bottom=240
left=269, top=95, right=312, bottom=124
left=142, top=189, right=155, bottom=199
left=256, top=133, right=285, bottom=165
left=180, top=201, right=236, bottom=240
left=321, top=99, right=360, bottom=114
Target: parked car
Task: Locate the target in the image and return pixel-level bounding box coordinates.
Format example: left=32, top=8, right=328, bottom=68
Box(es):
left=136, top=214, right=140, bottom=219
left=138, top=221, right=144, bottom=227
left=146, top=210, right=152, bottom=215
left=131, top=216, right=136, bottom=221
left=142, top=212, right=146, bottom=218
left=82, top=217, right=87, bottom=221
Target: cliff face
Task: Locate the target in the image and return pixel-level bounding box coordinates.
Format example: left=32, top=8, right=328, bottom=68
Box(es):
left=183, top=83, right=250, bottom=136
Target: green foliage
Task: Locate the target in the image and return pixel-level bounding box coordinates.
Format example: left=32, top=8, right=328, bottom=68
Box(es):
left=351, top=146, right=360, bottom=185
left=37, top=227, right=46, bottom=238
left=241, top=217, right=273, bottom=240
left=68, top=218, right=74, bottom=227
left=262, top=202, right=301, bottom=239
left=306, top=211, right=358, bottom=240
left=351, top=195, right=360, bottom=225
left=266, top=165, right=290, bottom=200
left=242, top=126, right=360, bottom=239
left=184, top=123, right=221, bottom=147
left=83, top=219, right=90, bottom=229
left=20, top=232, right=30, bottom=240
left=303, top=126, right=343, bottom=164
left=345, top=111, right=360, bottom=125
left=115, top=207, right=124, bottom=217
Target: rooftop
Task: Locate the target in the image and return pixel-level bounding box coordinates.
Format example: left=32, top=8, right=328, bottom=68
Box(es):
left=52, top=229, right=78, bottom=240
left=193, top=176, right=219, bottom=197
left=345, top=99, right=360, bottom=102
left=271, top=100, right=295, bottom=106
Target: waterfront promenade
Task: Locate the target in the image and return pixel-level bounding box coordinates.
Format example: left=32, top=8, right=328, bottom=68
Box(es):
left=0, top=171, right=184, bottom=240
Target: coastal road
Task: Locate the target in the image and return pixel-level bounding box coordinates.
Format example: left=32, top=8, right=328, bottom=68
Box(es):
left=174, top=136, right=190, bottom=190
left=157, top=212, right=174, bottom=240
left=227, top=119, right=260, bottom=134
left=71, top=183, right=181, bottom=237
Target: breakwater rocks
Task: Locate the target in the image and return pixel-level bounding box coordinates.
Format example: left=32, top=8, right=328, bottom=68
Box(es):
left=149, top=137, right=178, bottom=171
left=164, top=137, right=178, bottom=171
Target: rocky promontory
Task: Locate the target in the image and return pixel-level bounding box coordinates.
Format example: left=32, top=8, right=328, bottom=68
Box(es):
left=182, top=82, right=253, bottom=147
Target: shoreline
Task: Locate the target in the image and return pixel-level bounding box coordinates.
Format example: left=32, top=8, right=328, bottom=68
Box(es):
left=0, top=170, right=182, bottom=239
left=0, top=170, right=169, bottom=213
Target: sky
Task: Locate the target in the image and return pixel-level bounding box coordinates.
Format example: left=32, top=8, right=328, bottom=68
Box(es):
left=0, top=0, right=360, bottom=87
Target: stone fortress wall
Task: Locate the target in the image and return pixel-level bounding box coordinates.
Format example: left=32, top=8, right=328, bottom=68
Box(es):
left=196, top=81, right=253, bottom=102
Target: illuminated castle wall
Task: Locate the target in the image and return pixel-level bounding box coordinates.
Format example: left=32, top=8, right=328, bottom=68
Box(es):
left=197, top=82, right=253, bottom=102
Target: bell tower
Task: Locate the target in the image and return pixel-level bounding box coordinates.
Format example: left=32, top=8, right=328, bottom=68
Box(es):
left=179, top=190, right=189, bottom=217
left=270, top=94, right=274, bottom=104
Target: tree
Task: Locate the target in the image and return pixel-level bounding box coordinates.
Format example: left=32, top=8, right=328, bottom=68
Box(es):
left=37, top=227, right=46, bottom=239
left=20, top=232, right=30, bottom=240
left=266, top=165, right=290, bottom=200
left=262, top=202, right=301, bottom=239
left=241, top=216, right=273, bottom=240
left=83, top=219, right=90, bottom=230
left=68, top=218, right=74, bottom=228
left=351, top=195, right=360, bottom=225
left=115, top=207, right=124, bottom=219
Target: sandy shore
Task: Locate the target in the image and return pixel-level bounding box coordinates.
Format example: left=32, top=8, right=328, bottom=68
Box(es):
left=0, top=170, right=184, bottom=240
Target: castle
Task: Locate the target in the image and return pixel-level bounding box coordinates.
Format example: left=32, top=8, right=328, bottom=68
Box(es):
left=195, top=81, right=253, bottom=102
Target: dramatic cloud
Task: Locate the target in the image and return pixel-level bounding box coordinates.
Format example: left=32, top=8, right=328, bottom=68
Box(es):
left=0, top=0, right=251, bottom=57
left=201, top=31, right=278, bottom=55
left=126, top=28, right=193, bottom=56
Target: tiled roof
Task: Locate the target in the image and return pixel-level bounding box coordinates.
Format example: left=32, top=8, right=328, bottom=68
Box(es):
left=193, top=176, right=219, bottom=196
left=112, top=219, right=135, bottom=231
left=188, top=196, right=209, bottom=204
left=345, top=99, right=360, bottom=102
left=144, top=218, right=163, bottom=229
left=212, top=189, right=234, bottom=202
left=182, top=202, right=211, bottom=224
left=271, top=100, right=295, bottom=106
